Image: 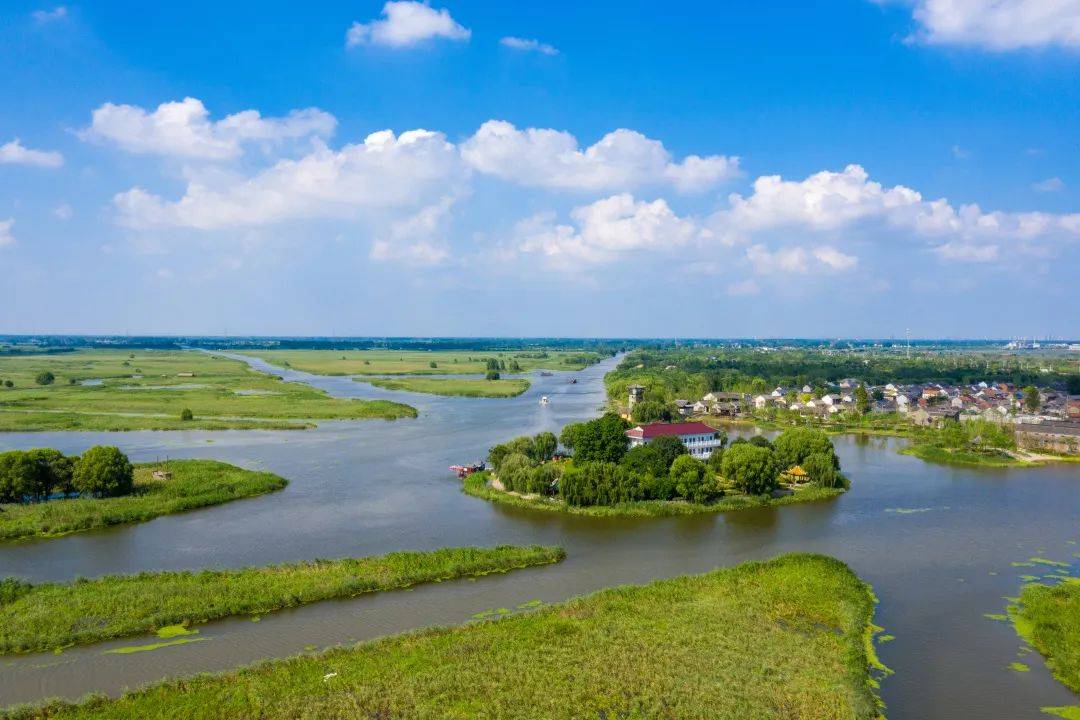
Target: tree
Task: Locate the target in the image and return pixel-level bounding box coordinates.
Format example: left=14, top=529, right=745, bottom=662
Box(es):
left=3, top=380, right=12, bottom=388
left=772, top=428, right=836, bottom=472
left=854, top=384, right=870, bottom=414
left=631, top=400, right=673, bottom=423
left=670, top=455, right=717, bottom=504
left=1067, top=375, right=1080, bottom=396
left=706, top=447, right=725, bottom=475
left=570, top=413, right=631, bottom=463
left=1022, top=386, right=1040, bottom=413
left=35, top=371, right=55, bottom=386
left=485, top=370, right=501, bottom=381
left=526, top=462, right=560, bottom=495
left=0, top=451, right=49, bottom=503
left=509, top=360, right=522, bottom=372
left=498, top=453, right=534, bottom=492
left=559, top=422, right=580, bottom=452
left=533, top=431, right=558, bottom=463
left=721, top=443, right=779, bottom=495
left=620, top=436, right=687, bottom=478
left=27, top=448, right=74, bottom=497
left=180, top=408, right=194, bottom=421
left=73, top=446, right=133, bottom=498
left=802, top=452, right=844, bottom=489
left=429, top=361, right=438, bottom=369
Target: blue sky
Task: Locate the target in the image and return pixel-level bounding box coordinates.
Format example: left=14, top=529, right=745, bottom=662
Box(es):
left=1, top=1, right=1077, bottom=338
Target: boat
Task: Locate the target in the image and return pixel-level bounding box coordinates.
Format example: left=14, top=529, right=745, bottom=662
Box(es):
left=540, top=371, right=553, bottom=377
left=568, top=378, right=577, bottom=384
left=540, top=395, right=549, bottom=405
left=449, top=462, right=486, bottom=479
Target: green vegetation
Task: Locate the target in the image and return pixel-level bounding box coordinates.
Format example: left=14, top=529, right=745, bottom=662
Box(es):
left=0, top=349, right=415, bottom=431
left=4, top=554, right=884, bottom=720
left=475, top=417, right=848, bottom=517
left=900, top=419, right=1023, bottom=467
left=0, top=545, right=564, bottom=654
left=1009, top=578, right=1080, bottom=696
left=362, top=376, right=530, bottom=398
left=243, top=349, right=601, bottom=376
left=0, top=460, right=286, bottom=541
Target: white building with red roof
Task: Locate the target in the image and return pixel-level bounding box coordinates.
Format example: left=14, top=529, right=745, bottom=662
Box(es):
left=625, top=421, right=723, bottom=460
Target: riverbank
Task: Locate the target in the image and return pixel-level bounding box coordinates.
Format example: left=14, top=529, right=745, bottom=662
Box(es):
left=3, top=554, right=884, bottom=719
left=0, top=350, right=416, bottom=431
left=0, top=545, right=564, bottom=654
left=0, top=460, right=286, bottom=541
left=362, top=376, right=530, bottom=398
left=243, top=349, right=601, bottom=376
left=463, top=470, right=844, bottom=517
left=1009, top=579, right=1080, bottom=713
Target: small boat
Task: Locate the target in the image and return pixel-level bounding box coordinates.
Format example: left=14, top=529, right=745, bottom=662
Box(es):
left=540, top=371, right=553, bottom=377
left=449, top=462, right=486, bottom=479
left=568, top=378, right=577, bottom=384
left=540, top=396, right=549, bottom=405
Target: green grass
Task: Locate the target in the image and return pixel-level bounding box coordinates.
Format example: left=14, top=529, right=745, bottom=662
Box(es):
left=3, top=554, right=885, bottom=720
left=0, top=460, right=287, bottom=541
left=1009, top=578, right=1080, bottom=696
left=361, top=376, right=531, bottom=398
left=899, top=443, right=1026, bottom=468
left=463, top=471, right=845, bottom=518
left=0, top=350, right=416, bottom=431
left=243, top=349, right=599, bottom=376
left=0, top=545, right=565, bottom=654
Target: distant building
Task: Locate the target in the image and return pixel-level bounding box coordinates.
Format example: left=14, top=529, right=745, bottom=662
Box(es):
left=625, top=421, right=724, bottom=460
left=1015, top=421, right=1080, bottom=455
left=627, top=385, right=645, bottom=409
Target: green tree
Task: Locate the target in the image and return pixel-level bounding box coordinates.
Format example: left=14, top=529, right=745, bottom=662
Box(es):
left=772, top=428, right=836, bottom=472
left=485, top=370, right=501, bottom=380
left=180, top=408, right=194, bottom=421
left=526, top=462, right=560, bottom=495
left=508, top=360, right=522, bottom=372
left=854, top=384, right=870, bottom=414
left=631, top=400, right=674, bottom=423
left=533, top=431, right=558, bottom=463
left=1067, top=375, right=1080, bottom=396
left=27, top=448, right=74, bottom=497
left=0, top=451, right=49, bottom=503
left=497, top=453, right=534, bottom=492
left=721, top=443, right=779, bottom=495
left=429, top=361, right=438, bottom=369
left=802, top=452, right=845, bottom=489
left=72, top=446, right=133, bottom=498
left=706, top=447, right=725, bottom=475
left=571, top=413, right=631, bottom=463
left=3, top=380, right=12, bottom=388
left=620, top=435, right=687, bottom=478
left=35, top=371, right=55, bottom=386
left=559, top=422, right=580, bottom=452
left=670, top=455, right=717, bottom=503
left=1022, top=386, right=1040, bottom=413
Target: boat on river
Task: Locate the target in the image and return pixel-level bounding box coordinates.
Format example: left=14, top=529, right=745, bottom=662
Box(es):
left=540, top=396, right=549, bottom=405
left=449, top=462, right=486, bottom=479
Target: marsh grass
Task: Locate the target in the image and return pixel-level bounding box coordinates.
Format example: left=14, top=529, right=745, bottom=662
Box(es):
left=0, top=545, right=565, bottom=654
left=899, top=444, right=1024, bottom=468
left=361, top=376, right=530, bottom=398
left=3, top=554, right=884, bottom=720
left=0, top=350, right=416, bottom=431
left=1010, top=578, right=1080, bottom=695
left=0, top=460, right=287, bottom=541
left=244, top=349, right=599, bottom=376
left=463, top=470, right=844, bottom=518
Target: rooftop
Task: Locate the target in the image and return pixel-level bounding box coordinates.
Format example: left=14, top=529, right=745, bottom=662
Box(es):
left=626, top=421, right=718, bottom=440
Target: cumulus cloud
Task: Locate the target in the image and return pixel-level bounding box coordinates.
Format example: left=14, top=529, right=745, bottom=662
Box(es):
left=0, top=219, right=14, bottom=247
left=500, top=36, right=559, bottom=55
left=1032, top=176, right=1064, bottom=192
left=370, top=196, right=455, bottom=264
left=906, top=0, right=1080, bottom=50
left=84, top=98, right=336, bottom=160
left=461, top=120, right=739, bottom=193
left=347, top=1, right=470, bottom=47
left=0, top=139, right=63, bottom=168
left=515, top=194, right=708, bottom=266
left=813, top=245, right=859, bottom=270
left=932, top=241, right=999, bottom=262
left=114, top=129, right=461, bottom=229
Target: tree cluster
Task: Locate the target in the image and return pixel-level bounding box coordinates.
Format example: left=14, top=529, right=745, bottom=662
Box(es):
left=0, top=446, right=133, bottom=504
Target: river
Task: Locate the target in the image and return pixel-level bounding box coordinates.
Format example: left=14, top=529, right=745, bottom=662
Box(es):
left=1, top=354, right=1078, bottom=719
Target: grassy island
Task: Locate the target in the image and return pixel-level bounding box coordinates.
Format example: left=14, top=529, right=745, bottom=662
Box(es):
left=244, top=349, right=601, bottom=376
left=0, top=350, right=416, bottom=431
left=1009, top=579, right=1080, bottom=701
left=4, top=554, right=885, bottom=720
left=0, top=460, right=286, bottom=541
left=0, top=545, right=564, bottom=654
left=361, top=376, right=530, bottom=398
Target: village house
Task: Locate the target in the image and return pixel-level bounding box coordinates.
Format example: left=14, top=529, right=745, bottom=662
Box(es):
left=1015, top=421, right=1080, bottom=455
left=625, top=421, right=724, bottom=460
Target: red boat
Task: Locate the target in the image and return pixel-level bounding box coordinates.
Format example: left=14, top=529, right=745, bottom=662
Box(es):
left=449, top=462, right=486, bottom=479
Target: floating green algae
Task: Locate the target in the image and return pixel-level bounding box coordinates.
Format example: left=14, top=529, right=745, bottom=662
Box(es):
left=1009, top=662, right=1031, bottom=672
left=877, top=634, right=895, bottom=643
left=1042, top=707, right=1080, bottom=719
left=155, top=624, right=197, bottom=639
left=104, top=637, right=205, bottom=654
left=1021, top=575, right=1040, bottom=582
left=984, top=613, right=1008, bottom=622
left=516, top=599, right=544, bottom=610
left=884, top=507, right=933, bottom=515
left=1029, top=558, right=1070, bottom=568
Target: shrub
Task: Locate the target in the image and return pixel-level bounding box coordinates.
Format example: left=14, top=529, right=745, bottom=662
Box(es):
left=722, top=443, right=779, bottom=496
left=670, top=455, right=718, bottom=504
left=526, top=463, right=560, bottom=495
left=73, top=446, right=134, bottom=498
left=559, top=461, right=644, bottom=507
left=35, top=371, right=55, bottom=386
left=180, top=408, right=194, bottom=421
left=706, top=447, right=725, bottom=474
left=485, top=370, right=501, bottom=381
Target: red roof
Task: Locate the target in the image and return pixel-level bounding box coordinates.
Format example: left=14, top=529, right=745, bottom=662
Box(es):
left=626, top=422, right=717, bottom=440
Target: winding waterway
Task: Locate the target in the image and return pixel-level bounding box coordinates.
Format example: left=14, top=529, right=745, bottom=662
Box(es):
left=1, top=354, right=1078, bottom=719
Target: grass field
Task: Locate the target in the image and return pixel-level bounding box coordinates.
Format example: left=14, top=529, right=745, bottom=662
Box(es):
left=463, top=471, right=845, bottom=517
left=0, top=545, right=564, bottom=654
left=243, top=349, right=600, bottom=376
left=361, top=376, right=530, bottom=398
left=1010, top=578, right=1080, bottom=698
left=4, top=554, right=885, bottom=720
left=0, top=350, right=416, bottom=431
left=0, top=460, right=286, bottom=541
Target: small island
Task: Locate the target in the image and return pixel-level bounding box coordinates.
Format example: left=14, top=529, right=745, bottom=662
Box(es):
left=7, top=554, right=885, bottom=719
left=0, top=545, right=564, bottom=654
left=362, top=376, right=530, bottom=398
left=1008, top=577, right=1080, bottom=719
left=464, top=414, right=848, bottom=517
left=0, top=449, right=287, bottom=540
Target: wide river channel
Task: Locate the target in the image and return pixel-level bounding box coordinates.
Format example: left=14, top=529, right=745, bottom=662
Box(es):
left=1, top=354, right=1079, bottom=718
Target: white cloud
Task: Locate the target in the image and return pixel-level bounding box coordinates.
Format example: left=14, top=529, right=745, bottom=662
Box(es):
left=0, top=139, right=63, bottom=168
left=951, top=144, right=970, bottom=159
left=461, top=120, right=739, bottom=193
left=114, top=129, right=461, bottom=229
left=907, top=0, right=1080, bottom=50
left=32, top=6, right=67, bottom=23
left=932, top=242, right=999, bottom=262
left=813, top=245, right=859, bottom=270
left=0, top=219, right=14, bottom=247
left=515, top=194, right=708, bottom=266
left=1032, top=176, right=1064, bottom=192
left=500, top=36, right=559, bottom=55
left=370, top=196, right=455, bottom=264
left=726, top=278, right=760, bottom=296
left=347, top=1, right=470, bottom=47
left=53, top=203, right=73, bottom=220
left=85, top=98, right=336, bottom=160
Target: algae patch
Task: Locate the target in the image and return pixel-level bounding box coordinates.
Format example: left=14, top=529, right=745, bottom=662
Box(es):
left=104, top=637, right=205, bottom=654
